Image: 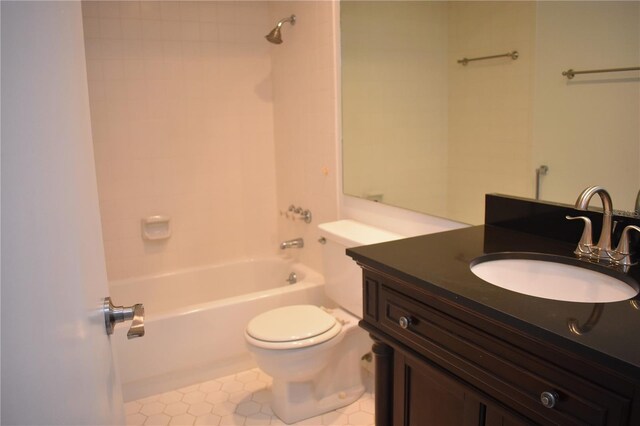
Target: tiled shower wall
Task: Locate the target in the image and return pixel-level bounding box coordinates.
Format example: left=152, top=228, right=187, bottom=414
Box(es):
left=83, top=1, right=341, bottom=280
left=82, top=1, right=279, bottom=280
left=270, top=1, right=340, bottom=272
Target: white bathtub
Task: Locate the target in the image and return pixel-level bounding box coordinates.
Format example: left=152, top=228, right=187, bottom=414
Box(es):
left=109, top=257, right=327, bottom=401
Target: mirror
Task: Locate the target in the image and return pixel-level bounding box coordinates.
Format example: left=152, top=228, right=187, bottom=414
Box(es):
left=341, top=1, right=640, bottom=225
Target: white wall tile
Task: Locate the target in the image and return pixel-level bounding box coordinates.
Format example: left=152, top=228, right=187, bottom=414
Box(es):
left=83, top=1, right=278, bottom=280
left=269, top=1, right=340, bottom=271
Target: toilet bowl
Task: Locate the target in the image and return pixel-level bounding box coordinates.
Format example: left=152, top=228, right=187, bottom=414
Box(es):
left=245, top=305, right=344, bottom=382
left=244, top=220, right=405, bottom=424
left=245, top=305, right=369, bottom=424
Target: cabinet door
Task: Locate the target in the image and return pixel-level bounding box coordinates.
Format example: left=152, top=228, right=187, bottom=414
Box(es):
left=394, top=350, right=483, bottom=426
left=485, top=404, right=534, bottom=426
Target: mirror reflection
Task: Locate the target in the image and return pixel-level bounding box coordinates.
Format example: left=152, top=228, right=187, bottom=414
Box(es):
left=341, top=1, right=640, bottom=225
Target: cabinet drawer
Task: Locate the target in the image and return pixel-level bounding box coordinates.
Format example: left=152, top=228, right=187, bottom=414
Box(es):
left=378, top=285, right=631, bottom=426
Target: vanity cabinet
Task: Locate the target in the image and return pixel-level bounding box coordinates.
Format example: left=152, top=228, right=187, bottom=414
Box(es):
left=392, top=348, right=529, bottom=426
left=359, top=270, right=638, bottom=426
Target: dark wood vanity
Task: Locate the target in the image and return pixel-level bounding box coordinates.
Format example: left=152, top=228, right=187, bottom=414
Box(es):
left=348, top=195, right=640, bottom=425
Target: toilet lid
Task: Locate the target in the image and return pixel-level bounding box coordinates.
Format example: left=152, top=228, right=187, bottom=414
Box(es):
left=246, top=305, right=337, bottom=343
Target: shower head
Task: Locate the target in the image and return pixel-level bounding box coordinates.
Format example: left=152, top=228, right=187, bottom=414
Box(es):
left=265, top=14, right=296, bottom=44
left=265, top=26, right=283, bottom=44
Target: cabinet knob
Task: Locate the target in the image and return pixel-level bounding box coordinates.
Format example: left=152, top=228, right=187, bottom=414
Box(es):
left=540, top=391, right=559, bottom=408
left=398, top=316, right=412, bottom=329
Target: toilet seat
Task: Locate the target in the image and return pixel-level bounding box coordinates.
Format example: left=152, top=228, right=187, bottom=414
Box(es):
left=245, top=305, right=342, bottom=350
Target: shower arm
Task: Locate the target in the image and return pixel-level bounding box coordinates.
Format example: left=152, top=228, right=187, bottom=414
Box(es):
left=276, top=15, right=296, bottom=28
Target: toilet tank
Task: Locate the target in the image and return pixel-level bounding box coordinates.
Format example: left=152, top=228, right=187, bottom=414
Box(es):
left=318, top=220, right=404, bottom=318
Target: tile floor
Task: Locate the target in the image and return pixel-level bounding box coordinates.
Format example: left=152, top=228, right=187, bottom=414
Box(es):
left=124, top=368, right=375, bottom=426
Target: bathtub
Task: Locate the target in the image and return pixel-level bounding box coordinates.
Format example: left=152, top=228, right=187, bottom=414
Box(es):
left=109, top=257, right=327, bottom=401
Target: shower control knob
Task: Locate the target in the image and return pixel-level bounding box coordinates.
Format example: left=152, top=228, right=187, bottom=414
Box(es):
left=398, top=316, right=413, bottom=329
left=540, top=391, right=559, bottom=408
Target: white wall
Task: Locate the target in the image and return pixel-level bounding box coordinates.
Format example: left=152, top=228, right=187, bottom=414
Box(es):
left=82, top=1, right=279, bottom=281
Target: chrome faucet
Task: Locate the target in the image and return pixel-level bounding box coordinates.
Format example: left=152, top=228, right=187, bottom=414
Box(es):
left=573, top=186, right=614, bottom=260
left=609, top=225, right=640, bottom=266
left=280, top=238, right=304, bottom=250
left=285, top=272, right=298, bottom=284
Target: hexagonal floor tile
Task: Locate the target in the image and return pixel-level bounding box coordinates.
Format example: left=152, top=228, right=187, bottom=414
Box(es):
left=235, top=400, right=261, bottom=416
left=145, top=413, right=171, bottom=426
left=188, top=402, right=213, bottom=417
left=168, top=413, right=195, bottom=426
left=140, top=401, right=166, bottom=416
left=182, top=390, right=206, bottom=404
left=129, top=367, right=375, bottom=426
left=194, top=413, right=222, bottom=426
left=124, top=401, right=142, bottom=415
left=125, top=413, right=146, bottom=426
left=164, top=401, right=189, bottom=416
left=204, top=391, right=229, bottom=405
left=348, top=410, right=374, bottom=425
left=159, top=391, right=184, bottom=405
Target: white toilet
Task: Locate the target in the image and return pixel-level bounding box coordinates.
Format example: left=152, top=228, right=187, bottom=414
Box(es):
left=245, top=220, right=404, bottom=424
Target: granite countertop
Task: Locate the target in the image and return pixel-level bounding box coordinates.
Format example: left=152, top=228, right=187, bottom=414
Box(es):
left=347, top=224, right=640, bottom=378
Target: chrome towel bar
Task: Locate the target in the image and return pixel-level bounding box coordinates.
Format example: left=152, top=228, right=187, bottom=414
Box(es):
left=457, top=50, right=518, bottom=66
left=562, top=66, right=640, bottom=79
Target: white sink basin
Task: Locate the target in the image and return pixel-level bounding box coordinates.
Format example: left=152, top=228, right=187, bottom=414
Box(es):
left=470, top=255, right=639, bottom=303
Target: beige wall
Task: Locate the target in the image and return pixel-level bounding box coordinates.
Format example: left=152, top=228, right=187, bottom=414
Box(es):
left=341, top=1, right=449, bottom=217
left=341, top=1, right=536, bottom=225
left=83, top=1, right=279, bottom=280
left=532, top=1, right=640, bottom=211
left=341, top=1, right=639, bottom=226
left=447, top=1, right=536, bottom=225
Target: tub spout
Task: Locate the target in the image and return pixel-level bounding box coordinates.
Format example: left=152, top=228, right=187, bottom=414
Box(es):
left=280, top=238, right=304, bottom=250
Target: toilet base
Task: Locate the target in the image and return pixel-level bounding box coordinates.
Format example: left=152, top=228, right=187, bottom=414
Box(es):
left=269, top=318, right=372, bottom=424
left=246, top=308, right=373, bottom=424
left=271, top=379, right=365, bottom=424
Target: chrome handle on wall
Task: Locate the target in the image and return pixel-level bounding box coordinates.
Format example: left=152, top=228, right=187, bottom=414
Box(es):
left=103, top=297, right=145, bottom=339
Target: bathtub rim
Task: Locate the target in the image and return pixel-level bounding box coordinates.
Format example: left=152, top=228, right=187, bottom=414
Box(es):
left=108, top=256, right=325, bottom=321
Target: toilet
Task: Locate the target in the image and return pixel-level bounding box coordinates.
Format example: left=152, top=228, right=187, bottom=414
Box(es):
left=245, top=220, right=404, bottom=424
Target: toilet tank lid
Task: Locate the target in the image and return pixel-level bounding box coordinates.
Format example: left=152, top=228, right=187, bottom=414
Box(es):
left=318, top=220, right=405, bottom=248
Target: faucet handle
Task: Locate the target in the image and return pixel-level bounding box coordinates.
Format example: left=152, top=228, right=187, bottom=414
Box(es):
left=566, top=215, right=593, bottom=256
left=610, top=225, right=640, bottom=266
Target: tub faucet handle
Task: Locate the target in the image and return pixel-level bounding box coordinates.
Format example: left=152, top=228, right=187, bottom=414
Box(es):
left=103, top=297, right=145, bottom=339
